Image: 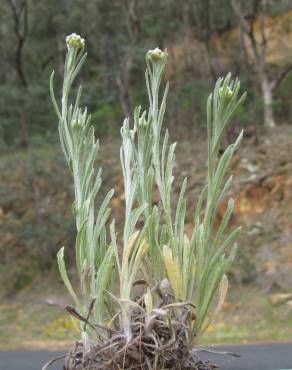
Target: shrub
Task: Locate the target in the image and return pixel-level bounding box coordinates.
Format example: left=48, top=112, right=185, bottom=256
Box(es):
left=0, top=147, right=74, bottom=294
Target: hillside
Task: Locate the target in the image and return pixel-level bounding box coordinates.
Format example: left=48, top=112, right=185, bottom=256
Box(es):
left=170, top=9, right=292, bottom=75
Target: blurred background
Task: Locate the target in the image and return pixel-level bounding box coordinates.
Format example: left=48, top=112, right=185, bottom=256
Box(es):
left=0, top=0, right=292, bottom=349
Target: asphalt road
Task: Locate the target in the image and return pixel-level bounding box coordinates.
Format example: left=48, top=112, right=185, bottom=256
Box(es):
left=0, top=343, right=292, bottom=370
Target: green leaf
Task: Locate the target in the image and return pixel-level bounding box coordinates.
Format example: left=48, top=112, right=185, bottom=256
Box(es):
left=57, top=247, right=80, bottom=307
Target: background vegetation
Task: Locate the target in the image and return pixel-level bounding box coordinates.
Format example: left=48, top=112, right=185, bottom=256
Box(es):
left=2, top=0, right=292, bottom=147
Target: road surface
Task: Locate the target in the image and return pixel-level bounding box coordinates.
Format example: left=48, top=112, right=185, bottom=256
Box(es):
left=0, top=343, right=292, bottom=370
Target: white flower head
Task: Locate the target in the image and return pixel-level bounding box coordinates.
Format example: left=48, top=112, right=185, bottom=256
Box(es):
left=66, top=33, right=85, bottom=49
left=146, top=47, right=166, bottom=62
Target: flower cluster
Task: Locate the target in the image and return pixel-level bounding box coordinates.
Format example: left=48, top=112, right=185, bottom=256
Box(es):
left=146, top=47, right=166, bottom=61
left=66, top=33, right=85, bottom=49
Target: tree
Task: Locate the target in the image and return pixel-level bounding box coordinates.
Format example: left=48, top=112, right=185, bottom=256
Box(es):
left=192, top=0, right=219, bottom=81
left=116, top=0, right=141, bottom=121
left=5, top=0, right=29, bottom=145
left=231, top=0, right=292, bottom=128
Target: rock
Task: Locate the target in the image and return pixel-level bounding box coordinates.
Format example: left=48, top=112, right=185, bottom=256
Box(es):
left=269, top=293, right=292, bottom=305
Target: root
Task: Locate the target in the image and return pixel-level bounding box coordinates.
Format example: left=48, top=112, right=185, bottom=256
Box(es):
left=44, top=289, right=219, bottom=370
left=62, top=333, right=218, bottom=370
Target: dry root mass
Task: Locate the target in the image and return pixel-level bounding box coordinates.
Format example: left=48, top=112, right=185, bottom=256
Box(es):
left=44, top=291, right=218, bottom=370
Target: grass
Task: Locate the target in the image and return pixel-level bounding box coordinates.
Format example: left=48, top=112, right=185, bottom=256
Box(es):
left=0, top=302, right=74, bottom=350
left=203, top=286, right=292, bottom=345
left=203, top=317, right=292, bottom=344
left=0, top=278, right=76, bottom=350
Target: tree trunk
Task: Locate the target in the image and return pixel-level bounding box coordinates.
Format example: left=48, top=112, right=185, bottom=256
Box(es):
left=260, top=74, right=275, bottom=128
left=231, top=0, right=276, bottom=129
left=239, top=27, right=249, bottom=71
left=204, top=40, right=217, bottom=81
left=19, top=100, right=29, bottom=147
left=116, top=59, right=132, bottom=121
